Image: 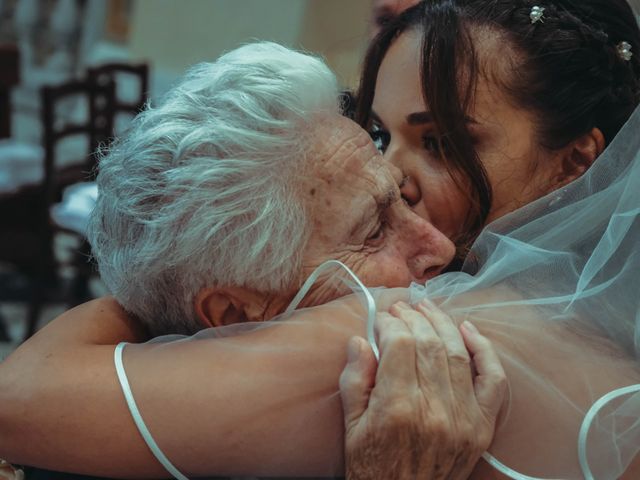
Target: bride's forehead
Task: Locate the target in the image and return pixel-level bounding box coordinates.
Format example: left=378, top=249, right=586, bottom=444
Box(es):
left=374, top=27, right=518, bottom=106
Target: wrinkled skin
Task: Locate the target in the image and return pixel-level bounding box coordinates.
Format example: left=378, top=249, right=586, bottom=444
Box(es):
left=198, top=114, right=456, bottom=326
left=295, top=115, right=455, bottom=307
left=340, top=300, right=506, bottom=480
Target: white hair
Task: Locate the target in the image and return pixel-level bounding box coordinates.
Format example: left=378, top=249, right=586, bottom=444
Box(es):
left=88, top=42, right=341, bottom=335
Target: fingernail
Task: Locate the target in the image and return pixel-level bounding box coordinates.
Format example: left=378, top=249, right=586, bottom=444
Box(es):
left=462, top=320, right=479, bottom=334
left=347, top=337, right=362, bottom=363
left=419, top=299, right=432, bottom=309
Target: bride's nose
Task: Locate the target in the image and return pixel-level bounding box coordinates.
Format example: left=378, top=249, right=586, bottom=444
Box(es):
left=387, top=150, right=421, bottom=207
left=400, top=174, right=421, bottom=207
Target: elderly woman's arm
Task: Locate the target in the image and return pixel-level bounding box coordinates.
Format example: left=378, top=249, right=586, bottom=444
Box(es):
left=0, top=295, right=504, bottom=479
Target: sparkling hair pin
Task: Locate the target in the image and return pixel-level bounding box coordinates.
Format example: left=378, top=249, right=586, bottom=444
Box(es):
left=617, top=41, right=633, bottom=61
left=530, top=6, right=546, bottom=24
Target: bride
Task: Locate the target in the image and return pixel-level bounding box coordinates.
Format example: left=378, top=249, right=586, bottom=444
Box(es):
left=1, top=0, right=640, bottom=479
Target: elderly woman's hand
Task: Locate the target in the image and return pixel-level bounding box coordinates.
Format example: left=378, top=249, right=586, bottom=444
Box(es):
left=339, top=300, right=506, bottom=480
left=0, top=460, right=24, bottom=480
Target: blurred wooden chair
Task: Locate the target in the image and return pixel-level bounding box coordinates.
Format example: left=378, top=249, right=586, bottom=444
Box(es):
left=0, top=44, right=20, bottom=139
left=0, top=77, right=115, bottom=340
left=59, top=62, right=149, bottom=306
left=43, top=77, right=117, bottom=314
left=88, top=62, right=149, bottom=127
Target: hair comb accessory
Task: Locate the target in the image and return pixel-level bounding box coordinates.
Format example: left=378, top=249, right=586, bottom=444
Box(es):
left=530, top=6, right=546, bottom=24
left=617, top=41, right=633, bottom=61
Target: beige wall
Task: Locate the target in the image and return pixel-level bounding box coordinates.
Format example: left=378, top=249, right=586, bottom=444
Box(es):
left=129, top=0, right=371, bottom=89
left=299, top=0, right=371, bottom=87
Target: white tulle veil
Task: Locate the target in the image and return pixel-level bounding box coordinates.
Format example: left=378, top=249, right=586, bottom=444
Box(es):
left=115, top=105, right=640, bottom=480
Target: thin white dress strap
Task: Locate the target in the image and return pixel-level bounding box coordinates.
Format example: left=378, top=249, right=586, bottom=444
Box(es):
left=480, top=383, right=640, bottom=480
left=578, top=384, right=640, bottom=480
left=114, top=342, right=191, bottom=480
left=285, top=259, right=380, bottom=360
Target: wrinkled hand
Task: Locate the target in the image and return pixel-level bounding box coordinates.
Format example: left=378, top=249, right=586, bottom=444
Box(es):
left=339, top=300, right=506, bottom=480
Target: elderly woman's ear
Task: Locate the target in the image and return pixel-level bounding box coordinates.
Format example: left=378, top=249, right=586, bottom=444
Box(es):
left=195, top=287, right=278, bottom=327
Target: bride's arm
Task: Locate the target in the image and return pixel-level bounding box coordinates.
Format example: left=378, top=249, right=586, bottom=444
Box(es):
left=0, top=298, right=170, bottom=477
left=0, top=292, right=503, bottom=479
left=1, top=292, right=409, bottom=478
left=0, top=296, right=357, bottom=478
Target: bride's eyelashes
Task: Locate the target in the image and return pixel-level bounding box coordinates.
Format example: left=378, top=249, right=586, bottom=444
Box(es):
left=422, top=134, right=447, bottom=155
left=370, top=123, right=390, bottom=153
left=368, top=118, right=474, bottom=160
left=369, top=124, right=447, bottom=157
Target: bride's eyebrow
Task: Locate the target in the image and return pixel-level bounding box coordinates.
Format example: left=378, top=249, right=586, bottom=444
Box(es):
left=407, top=111, right=434, bottom=125
left=407, top=111, right=479, bottom=125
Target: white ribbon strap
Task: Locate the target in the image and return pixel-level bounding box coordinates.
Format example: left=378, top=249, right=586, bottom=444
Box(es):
left=480, top=383, right=640, bottom=480
left=114, top=265, right=640, bottom=480
left=481, top=452, right=563, bottom=480
left=578, top=384, right=640, bottom=480
left=114, top=342, right=191, bottom=480
left=284, top=259, right=380, bottom=360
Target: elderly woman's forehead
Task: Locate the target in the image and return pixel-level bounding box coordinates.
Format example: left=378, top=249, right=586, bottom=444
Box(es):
left=310, top=116, right=380, bottom=170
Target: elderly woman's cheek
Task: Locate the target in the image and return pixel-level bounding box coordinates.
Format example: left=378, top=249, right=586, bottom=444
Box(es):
left=358, top=249, right=415, bottom=288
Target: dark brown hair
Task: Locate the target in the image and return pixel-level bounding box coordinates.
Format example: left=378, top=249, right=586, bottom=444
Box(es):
left=356, top=0, right=640, bottom=245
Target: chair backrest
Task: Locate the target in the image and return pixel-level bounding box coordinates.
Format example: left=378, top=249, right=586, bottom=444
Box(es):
left=0, top=44, right=20, bottom=139
left=40, top=78, right=116, bottom=219
left=0, top=77, right=114, bottom=280
left=88, top=62, right=149, bottom=118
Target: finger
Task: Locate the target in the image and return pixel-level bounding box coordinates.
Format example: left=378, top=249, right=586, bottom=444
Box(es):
left=416, top=300, right=474, bottom=397
left=339, top=336, right=378, bottom=430
left=416, top=300, right=470, bottom=364
left=373, top=311, right=417, bottom=390
left=389, top=301, right=437, bottom=340
left=372, top=287, right=411, bottom=311
left=460, top=321, right=507, bottom=422
left=388, top=301, right=449, bottom=392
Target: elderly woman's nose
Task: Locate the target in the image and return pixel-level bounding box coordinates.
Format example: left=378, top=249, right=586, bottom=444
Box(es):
left=403, top=213, right=456, bottom=278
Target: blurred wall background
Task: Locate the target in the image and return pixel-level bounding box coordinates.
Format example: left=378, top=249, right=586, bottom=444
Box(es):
left=0, top=0, right=374, bottom=348
left=2, top=0, right=373, bottom=143
left=125, top=0, right=371, bottom=98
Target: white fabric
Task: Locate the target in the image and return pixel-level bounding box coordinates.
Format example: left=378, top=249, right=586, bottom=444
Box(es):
left=50, top=181, right=98, bottom=235
left=0, top=137, right=92, bottom=196
left=0, top=140, right=43, bottom=194
left=115, top=105, right=640, bottom=479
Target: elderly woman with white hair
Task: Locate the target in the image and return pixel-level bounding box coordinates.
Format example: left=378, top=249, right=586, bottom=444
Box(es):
left=0, top=41, right=503, bottom=480
left=88, top=42, right=458, bottom=337
left=3, top=5, right=640, bottom=474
